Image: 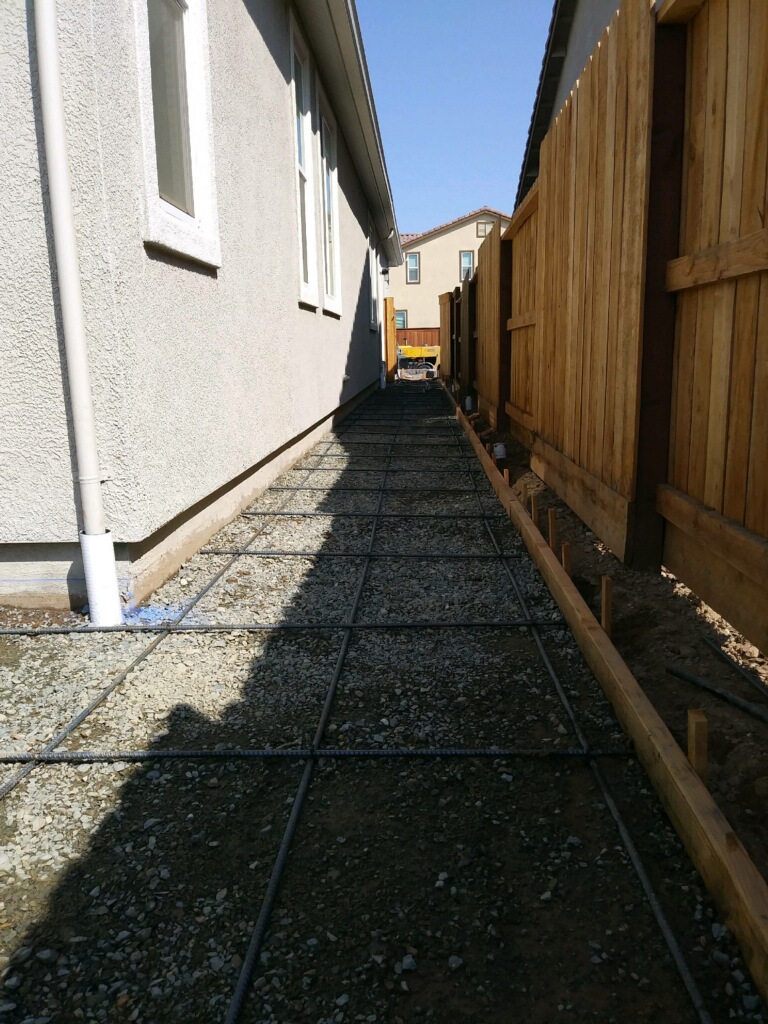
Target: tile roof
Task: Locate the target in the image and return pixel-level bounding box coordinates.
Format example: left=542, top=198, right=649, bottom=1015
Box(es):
left=399, top=206, right=511, bottom=249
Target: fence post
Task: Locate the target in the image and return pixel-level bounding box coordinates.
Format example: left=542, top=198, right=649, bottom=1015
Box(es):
left=630, top=22, right=687, bottom=568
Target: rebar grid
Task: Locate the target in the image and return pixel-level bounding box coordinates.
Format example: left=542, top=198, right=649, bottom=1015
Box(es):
left=0, top=382, right=712, bottom=1023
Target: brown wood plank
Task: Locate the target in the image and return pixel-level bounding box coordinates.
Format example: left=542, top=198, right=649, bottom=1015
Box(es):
left=579, top=50, right=600, bottom=471
left=563, top=82, right=582, bottom=461
left=586, top=23, right=614, bottom=479
left=383, top=297, right=397, bottom=381
left=657, top=0, right=707, bottom=23
left=657, top=482, right=768, bottom=591
left=507, top=312, right=537, bottom=331
left=602, top=0, right=628, bottom=489
left=722, top=276, right=760, bottom=522
left=686, top=0, right=728, bottom=504
left=667, top=227, right=768, bottom=290
left=503, top=180, right=539, bottom=240
left=745, top=275, right=768, bottom=536
left=530, top=437, right=632, bottom=560
left=619, top=0, right=654, bottom=501
left=449, top=386, right=768, bottom=1002
left=663, top=518, right=768, bottom=654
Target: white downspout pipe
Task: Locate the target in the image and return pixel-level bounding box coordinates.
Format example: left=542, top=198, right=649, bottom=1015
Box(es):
left=34, top=0, right=123, bottom=626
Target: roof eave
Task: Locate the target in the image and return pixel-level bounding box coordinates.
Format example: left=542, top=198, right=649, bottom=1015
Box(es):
left=293, top=0, right=402, bottom=265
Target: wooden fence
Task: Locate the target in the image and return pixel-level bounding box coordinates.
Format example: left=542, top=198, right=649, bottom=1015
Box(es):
left=659, top=0, right=768, bottom=651
left=443, top=0, right=767, bottom=651
left=395, top=328, right=440, bottom=349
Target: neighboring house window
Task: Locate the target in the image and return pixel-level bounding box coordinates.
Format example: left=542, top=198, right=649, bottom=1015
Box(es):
left=136, top=0, right=221, bottom=267
left=406, top=252, right=420, bottom=284
left=368, top=220, right=378, bottom=328
left=460, top=250, right=474, bottom=280
left=477, top=221, right=493, bottom=237
left=319, top=98, right=341, bottom=314
left=395, top=310, right=407, bottom=329
left=291, top=24, right=318, bottom=305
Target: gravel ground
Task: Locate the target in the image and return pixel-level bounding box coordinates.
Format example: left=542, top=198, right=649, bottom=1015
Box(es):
left=0, top=384, right=764, bottom=1024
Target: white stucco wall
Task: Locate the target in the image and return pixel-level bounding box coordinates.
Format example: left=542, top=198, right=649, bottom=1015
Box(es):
left=389, top=215, right=509, bottom=329
left=1, top=0, right=384, bottom=551
left=551, top=0, right=623, bottom=117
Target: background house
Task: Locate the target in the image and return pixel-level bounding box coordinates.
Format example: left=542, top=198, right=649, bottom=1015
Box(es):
left=1, top=0, right=400, bottom=612
left=388, top=207, right=510, bottom=331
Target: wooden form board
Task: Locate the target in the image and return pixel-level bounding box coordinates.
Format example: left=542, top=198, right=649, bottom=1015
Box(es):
left=668, top=0, right=768, bottom=545
left=475, top=222, right=512, bottom=425
left=438, top=292, right=452, bottom=379
left=446, top=383, right=768, bottom=1005
left=532, top=0, right=654, bottom=501
left=383, top=297, right=397, bottom=381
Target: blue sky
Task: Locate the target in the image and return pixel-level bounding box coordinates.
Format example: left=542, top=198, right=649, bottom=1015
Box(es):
left=357, top=0, right=553, bottom=235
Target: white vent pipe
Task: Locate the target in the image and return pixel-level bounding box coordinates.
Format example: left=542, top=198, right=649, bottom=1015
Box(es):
left=34, top=0, right=123, bottom=626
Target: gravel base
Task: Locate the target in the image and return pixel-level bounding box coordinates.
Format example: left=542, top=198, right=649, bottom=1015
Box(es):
left=0, top=384, right=764, bottom=1024
left=241, top=758, right=693, bottom=1024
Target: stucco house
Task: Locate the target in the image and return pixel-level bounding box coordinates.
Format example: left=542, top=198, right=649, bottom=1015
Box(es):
left=1, top=0, right=400, bottom=620
left=388, top=208, right=510, bottom=331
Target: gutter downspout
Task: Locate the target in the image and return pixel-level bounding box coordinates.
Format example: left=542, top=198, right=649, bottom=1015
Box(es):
left=34, top=0, right=123, bottom=626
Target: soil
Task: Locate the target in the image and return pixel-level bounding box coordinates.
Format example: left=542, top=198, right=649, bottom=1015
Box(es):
left=481, top=413, right=768, bottom=881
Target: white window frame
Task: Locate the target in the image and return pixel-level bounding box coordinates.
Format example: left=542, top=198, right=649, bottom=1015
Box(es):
left=406, top=252, right=420, bottom=284
left=318, top=90, right=342, bottom=316
left=368, top=218, right=378, bottom=330
left=290, top=20, right=319, bottom=307
left=134, top=0, right=221, bottom=268
left=460, top=250, right=474, bottom=281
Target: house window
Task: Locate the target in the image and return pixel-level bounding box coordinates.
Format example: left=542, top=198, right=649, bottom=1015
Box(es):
left=369, top=220, right=378, bottom=328
left=319, top=100, right=341, bottom=314
left=148, top=0, right=194, bottom=215
left=136, top=0, right=221, bottom=267
left=291, top=24, right=318, bottom=305
left=395, top=310, right=407, bottom=329
left=406, top=252, right=420, bottom=284
left=460, top=250, right=474, bottom=280
left=477, top=221, right=493, bottom=237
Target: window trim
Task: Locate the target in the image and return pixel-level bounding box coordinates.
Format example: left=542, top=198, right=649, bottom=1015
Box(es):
left=405, top=251, right=420, bottom=285
left=134, top=0, right=220, bottom=268
left=395, top=309, right=408, bottom=330
left=318, top=90, right=342, bottom=316
left=290, top=19, right=319, bottom=308
left=460, top=250, right=474, bottom=281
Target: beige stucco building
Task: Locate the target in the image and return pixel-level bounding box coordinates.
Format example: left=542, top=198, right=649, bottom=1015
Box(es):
left=388, top=208, right=510, bottom=329
left=0, top=0, right=400, bottom=610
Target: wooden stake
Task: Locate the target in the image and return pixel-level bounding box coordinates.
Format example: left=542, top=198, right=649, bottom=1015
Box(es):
left=530, top=494, right=538, bottom=526
left=687, top=709, right=708, bottom=786
left=601, top=576, right=613, bottom=638
left=548, top=508, right=558, bottom=553
left=521, top=482, right=528, bottom=509
left=485, top=443, right=492, bottom=454
left=492, top=452, right=498, bottom=466
left=503, top=468, right=510, bottom=485
left=561, top=541, right=572, bottom=578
